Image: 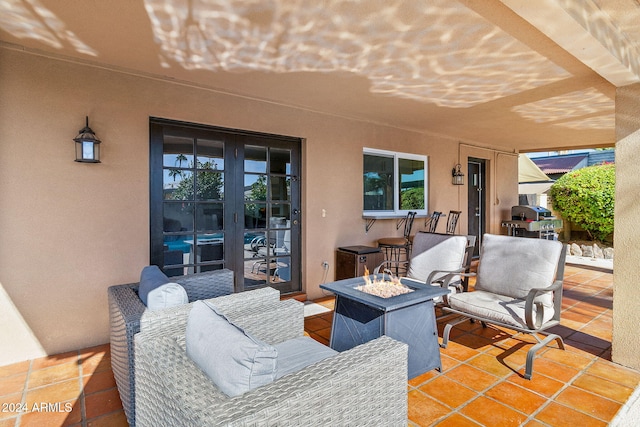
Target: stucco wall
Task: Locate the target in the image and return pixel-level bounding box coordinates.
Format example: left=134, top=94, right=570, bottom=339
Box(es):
left=613, top=82, right=640, bottom=370
left=0, top=48, right=518, bottom=365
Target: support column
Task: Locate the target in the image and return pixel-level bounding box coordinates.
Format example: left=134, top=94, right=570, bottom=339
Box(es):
left=613, top=82, right=640, bottom=370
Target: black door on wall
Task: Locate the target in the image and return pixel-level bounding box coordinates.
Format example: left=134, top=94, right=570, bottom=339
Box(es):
left=149, top=119, right=302, bottom=294
left=467, top=158, right=486, bottom=257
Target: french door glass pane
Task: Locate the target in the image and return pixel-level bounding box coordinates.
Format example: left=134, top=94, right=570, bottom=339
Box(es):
left=245, top=202, right=267, bottom=229
left=195, top=170, right=224, bottom=200
left=196, top=138, right=224, bottom=169
left=163, top=136, right=194, bottom=168
left=164, top=202, right=194, bottom=232
left=164, top=171, right=193, bottom=200
left=399, top=158, right=425, bottom=210
left=244, top=174, right=267, bottom=201
left=270, top=204, right=291, bottom=221
left=270, top=176, right=291, bottom=201
left=196, top=203, right=224, bottom=232
left=270, top=148, right=291, bottom=174
left=245, top=145, right=267, bottom=173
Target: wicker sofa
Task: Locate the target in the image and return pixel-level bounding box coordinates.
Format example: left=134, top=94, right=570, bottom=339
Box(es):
left=134, top=290, right=409, bottom=427
left=108, top=268, right=236, bottom=426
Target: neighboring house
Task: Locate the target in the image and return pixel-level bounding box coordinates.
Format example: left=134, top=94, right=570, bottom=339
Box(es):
left=531, top=150, right=615, bottom=180
left=520, top=151, right=616, bottom=236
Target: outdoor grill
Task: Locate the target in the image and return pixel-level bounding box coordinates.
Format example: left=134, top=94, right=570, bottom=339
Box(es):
left=501, top=205, right=562, bottom=239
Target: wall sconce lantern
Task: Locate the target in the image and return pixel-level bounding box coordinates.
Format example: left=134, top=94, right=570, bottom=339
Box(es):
left=73, top=116, right=101, bottom=163
left=452, top=163, right=464, bottom=185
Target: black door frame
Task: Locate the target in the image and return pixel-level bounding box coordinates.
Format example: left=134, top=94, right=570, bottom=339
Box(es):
left=149, top=118, right=302, bottom=293
left=467, top=158, right=486, bottom=257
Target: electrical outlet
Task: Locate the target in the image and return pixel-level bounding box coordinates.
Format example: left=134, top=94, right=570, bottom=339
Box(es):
left=321, top=261, right=329, bottom=269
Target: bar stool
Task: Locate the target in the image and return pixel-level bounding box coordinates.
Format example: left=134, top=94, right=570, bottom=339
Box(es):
left=446, top=210, right=461, bottom=234
left=377, top=211, right=416, bottom=276
left=425, top=211, right=442, bottom=233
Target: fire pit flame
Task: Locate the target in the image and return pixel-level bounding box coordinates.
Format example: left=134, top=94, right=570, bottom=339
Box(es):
left=356, top=267, right=414, bottom=298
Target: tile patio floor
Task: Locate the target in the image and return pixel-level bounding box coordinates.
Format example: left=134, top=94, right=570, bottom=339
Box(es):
left=1, top=263, right=638, bottom=426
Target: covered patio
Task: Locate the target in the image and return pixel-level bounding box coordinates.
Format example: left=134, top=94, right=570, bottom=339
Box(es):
left=2, top=0, right=640, bottom=425
left=2, top=262, right=638, bottom=426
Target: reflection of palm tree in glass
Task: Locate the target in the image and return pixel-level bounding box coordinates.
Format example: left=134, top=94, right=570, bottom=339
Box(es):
left=175, top=153, right=188, bottom=168
left=168, top=168, right=183, bottom=182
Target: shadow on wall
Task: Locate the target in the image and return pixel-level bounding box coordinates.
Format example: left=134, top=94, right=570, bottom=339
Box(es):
left=0, top=282, right=46, bottom=366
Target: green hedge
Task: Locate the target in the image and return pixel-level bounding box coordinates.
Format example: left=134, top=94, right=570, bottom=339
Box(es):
left=549, top=164, right=615, bottom=242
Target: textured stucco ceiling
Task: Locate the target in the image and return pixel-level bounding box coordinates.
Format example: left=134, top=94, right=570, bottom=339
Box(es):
left=1, top=0, right=638, bottom=152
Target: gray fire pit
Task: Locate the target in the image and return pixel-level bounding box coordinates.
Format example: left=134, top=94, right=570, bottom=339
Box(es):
left=320, top=275, right=448, bottom=379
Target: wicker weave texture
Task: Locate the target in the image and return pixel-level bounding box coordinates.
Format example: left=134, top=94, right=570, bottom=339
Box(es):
left=140, top=286, right=280, bottom=334
left=108, top=268, right=234, bottom=427
left=135, top=300, right=408, bottom=427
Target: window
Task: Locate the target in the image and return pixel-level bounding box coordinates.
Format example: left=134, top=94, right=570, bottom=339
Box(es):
left=363, top=148, right=427, bottom=216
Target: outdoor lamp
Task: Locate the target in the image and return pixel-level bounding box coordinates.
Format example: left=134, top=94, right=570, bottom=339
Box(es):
left=73, top=116, right=101, bottom=163
left=452, top=163, right=464, bottom=185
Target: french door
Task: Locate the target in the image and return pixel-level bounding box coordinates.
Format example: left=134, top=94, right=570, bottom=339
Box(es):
left=150, top=118, right=302, bottom=294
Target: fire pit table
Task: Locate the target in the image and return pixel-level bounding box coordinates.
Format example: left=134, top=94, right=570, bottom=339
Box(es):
left=320, top=275, right=448, bottom=379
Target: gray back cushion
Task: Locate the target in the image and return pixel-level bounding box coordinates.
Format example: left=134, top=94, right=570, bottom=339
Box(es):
left=138, top=265, right=169, bottom=306
left=476, top=234, right=562, bottom=303
left=408, top=233, right=467, bottom=282
left=185, top=301, right=277, bottom=397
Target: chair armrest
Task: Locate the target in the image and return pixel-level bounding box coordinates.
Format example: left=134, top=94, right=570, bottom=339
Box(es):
left=373, top=260, right=408, bottom=274
left=174, top=268, right=235, bottom=302
left=135, top=334, right=408, bottom=427
left=140, top=287, right=281, bottom=335
left=425, top=267, right=465, bottom=286
left=524, top=279, right=563, bottom=329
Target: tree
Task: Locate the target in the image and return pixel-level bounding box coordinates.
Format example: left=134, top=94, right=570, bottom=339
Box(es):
left=549, top=164, right=615, bottom=242
left=401, top=187, right=424, bottom=210
left=169, top=161, right=223, bottom=201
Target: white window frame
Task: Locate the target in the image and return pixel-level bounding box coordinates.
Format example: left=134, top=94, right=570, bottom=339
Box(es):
left=363, top=148, right=428, bottom=217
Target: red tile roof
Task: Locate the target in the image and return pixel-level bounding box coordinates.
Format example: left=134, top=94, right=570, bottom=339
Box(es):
left=532, top=154, right=587, bottom=174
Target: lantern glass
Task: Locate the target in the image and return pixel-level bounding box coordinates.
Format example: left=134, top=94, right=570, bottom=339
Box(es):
left=73, top=117, right=101, bottom=163
left=452, top=164, right=464, bottom=185
left=75, top=138, right=101, bottom=162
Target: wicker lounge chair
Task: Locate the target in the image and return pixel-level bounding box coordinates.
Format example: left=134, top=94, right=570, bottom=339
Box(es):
left=134, top=290, right=409, bottom=427
left=107, top=268, right=236, bottom=426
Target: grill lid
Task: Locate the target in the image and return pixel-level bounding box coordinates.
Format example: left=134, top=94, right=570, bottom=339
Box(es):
left=511, top=205, right=552, bottom=221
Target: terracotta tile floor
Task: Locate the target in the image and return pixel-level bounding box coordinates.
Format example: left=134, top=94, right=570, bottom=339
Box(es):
left=0, top=344, right=127, bottom=427
left=306, top=264, right=640, bottom=427
left=1, top=263, right=638, bottom=426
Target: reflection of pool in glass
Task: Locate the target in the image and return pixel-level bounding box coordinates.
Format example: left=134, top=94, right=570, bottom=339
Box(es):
left=164, top=232, right=262, bottom=253
left=164, top=233, right=224, bottom=253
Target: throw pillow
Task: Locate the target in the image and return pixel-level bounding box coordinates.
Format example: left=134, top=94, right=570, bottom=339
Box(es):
left=138, top=265, right=169, bottom=306
left=186, top=301, right=278, bottom=397
left=147, top=282, right=188, bottom=311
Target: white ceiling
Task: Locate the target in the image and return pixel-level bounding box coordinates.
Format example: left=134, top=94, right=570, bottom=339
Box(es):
left=1, top=0, right=638, bottom=151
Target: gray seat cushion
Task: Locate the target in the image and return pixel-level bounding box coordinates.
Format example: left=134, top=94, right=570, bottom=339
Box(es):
left=274, top=336, right=338, bottom=379
left=447, top=290, right=554, bottom=329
